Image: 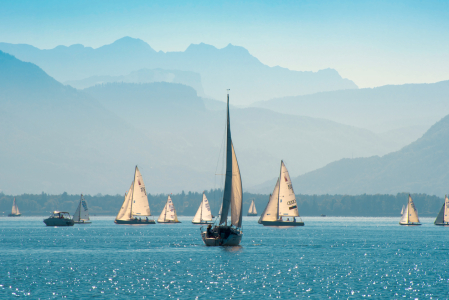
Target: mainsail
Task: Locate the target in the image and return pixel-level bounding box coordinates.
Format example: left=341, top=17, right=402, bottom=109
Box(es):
left=193, top=193, right=212, bottom=223
left=259, top=178, right=280, bottom=223
left=399, top=203, right=409, bottom=224
left=131, top=167, right=151, bottom=216
left=407, top=195, right=420, bottom=223
left=278, top=161, right=299, bottom=217
left=158, top=196, right=179, bottom=222
left=248, top=199, right=257, bottom=214
left=435, top=195, right=449, bottom=224
left=73, top=194, right=90, bottom=222
left=11, top=198, right=20, bottom=215
left=219, top=94, right=243, bottom=228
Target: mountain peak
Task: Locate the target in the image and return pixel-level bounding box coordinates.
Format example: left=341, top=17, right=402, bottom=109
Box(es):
left=103, top=36, right=156, bottom=52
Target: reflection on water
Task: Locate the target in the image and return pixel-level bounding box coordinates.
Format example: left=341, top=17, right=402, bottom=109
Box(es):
left=0, top=216, right=448, bottom=298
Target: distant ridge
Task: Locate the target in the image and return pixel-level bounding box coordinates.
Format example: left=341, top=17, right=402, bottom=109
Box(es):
left=0, top=37, right=357, bottom=105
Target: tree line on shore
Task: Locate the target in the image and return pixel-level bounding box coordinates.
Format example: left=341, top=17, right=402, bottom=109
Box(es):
left=0, top=191, right=444, bottom=217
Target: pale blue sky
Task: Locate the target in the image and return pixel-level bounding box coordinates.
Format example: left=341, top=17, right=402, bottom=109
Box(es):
left=0, top=0, right=448, bottom=88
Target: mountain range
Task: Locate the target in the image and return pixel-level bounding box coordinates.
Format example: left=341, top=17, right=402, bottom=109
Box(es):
left=0, top=37, right=357, bottom=105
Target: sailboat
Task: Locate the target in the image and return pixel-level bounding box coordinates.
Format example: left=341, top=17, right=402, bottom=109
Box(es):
left=158, top=195, right=181, bottom=223
left=399, top=194, right=421, bottom=225
left=114, top=166, right=155, bottom=224
left=192, top=193, right=213, bottom=224
left=259, top=161, right=304, bottom=226
left=8, top=198, right=21, bottom=217
left=434, top=195, right=449, bottom=226
left=73, top=194, right=91, bottom=224
left=247, top=199, right=257, bottom=216
left=201, top=91, right=243, bottom=246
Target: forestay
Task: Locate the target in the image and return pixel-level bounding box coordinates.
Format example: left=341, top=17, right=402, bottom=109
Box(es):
left=278, top=161, right=299, bottom=217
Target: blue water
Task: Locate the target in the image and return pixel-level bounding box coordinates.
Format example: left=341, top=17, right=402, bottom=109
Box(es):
left=0, top=216, right=448, bottom=299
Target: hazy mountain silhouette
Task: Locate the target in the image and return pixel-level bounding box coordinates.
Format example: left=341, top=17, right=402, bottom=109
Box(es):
left=0, top=37, right=357, bottom=105
left=286, top=115, right=449, bottom=195
left=64, top=68, right=205, bottom=96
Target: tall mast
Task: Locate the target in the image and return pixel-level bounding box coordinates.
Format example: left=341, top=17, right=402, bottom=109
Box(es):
left=277, top=161, right=282, bottom=220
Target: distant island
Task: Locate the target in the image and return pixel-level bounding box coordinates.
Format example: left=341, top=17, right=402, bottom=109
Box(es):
left=0, top=191, right=443, bottom=217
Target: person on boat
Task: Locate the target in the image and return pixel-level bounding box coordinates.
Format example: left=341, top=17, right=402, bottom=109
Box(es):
left=207, top=224, right=213, bottom=238
left=146, top=217, right=148, bottom=222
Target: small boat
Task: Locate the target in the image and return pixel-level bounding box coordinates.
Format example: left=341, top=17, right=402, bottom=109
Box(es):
left=115, top=166, right=155, bottom=224
left=399, top=194, right=421, bottom=225
left=192, top=192, right=213, bottom=224
left=434, top=195, right=449, bottom=226
left=320, top=214, right=326, bottom=217
left=201, top=91, right=243, bottom=246
left=247, top=199, right=257, bottom=216
left=158, top=195, right=181, bottom=223
left=43, top=211, right=75, bottom=226
left=259, top=161, right=304, bottom=227
left=8, top=198, right=21, bottom=217
left=73, top=194, right=91, bottom=224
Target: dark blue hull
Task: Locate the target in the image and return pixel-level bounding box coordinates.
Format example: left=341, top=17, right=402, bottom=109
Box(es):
left=261, top=221, right=304, bottom=227
left=114, top=219, right=156, bottom=224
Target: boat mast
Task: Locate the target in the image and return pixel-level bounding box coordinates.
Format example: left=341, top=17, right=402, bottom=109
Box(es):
left=277, top=161, right=282, bottom=220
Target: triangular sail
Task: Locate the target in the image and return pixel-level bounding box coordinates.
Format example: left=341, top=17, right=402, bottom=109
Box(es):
left=399, top=204, right=408, bottom=224
left=192, top=204, right=202, bottom=223
left=116, top=184, right=133, bottom=221
left=158, top=196, right=178, bottom=222
left=401, top=205, right=404, bottom=215
left=74, top=194, right=90, bottom=222
left=131, top=166, right=151, bottom=216
left=11, top=198, right=19, bottom=215
left=201, top=193, right=212, bottom=221
left=260, top=178, right=280, bottom=222
left=219, top=94, right=243, bottom=228
left=248, top=200, right=257, bottom=214
left=407, top=195, right=420, bottom=223
left=158, top=202, right=168, bottom=222
left=278, top=161, right=299, bottom=217
left=435, top=195, right=449, bottom=224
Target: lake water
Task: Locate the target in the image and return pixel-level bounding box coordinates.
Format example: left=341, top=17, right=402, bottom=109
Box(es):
left=0, top=216, right=448, bottom=299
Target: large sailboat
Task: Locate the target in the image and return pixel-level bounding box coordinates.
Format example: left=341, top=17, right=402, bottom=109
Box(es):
left=8, top=198, right=21, bottom=217
left=399, top=194, right=421, bottom=225
left=73, top=194, right=91, bottom=224
left=259, top=161, right=304, bottom=226
left=115, top=166, right=155, bottom=224
left=201, top=92, right=243, bottom=246
left=192, top=193, right=213, bottom=224
left=158, top=195, right=181, bottom=223
left=247, top=199, right=257, bottom=216
left=434, top=195, right=449, bottom=226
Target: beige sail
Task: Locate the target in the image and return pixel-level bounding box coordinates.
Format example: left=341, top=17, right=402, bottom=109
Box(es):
left=116, top=184, right=133, bottom=221
left=260, top=178, right=280, bottom=222
left=248, top=199, right=257, bottom=214
left=11, top=198, right=20, bottom=215
left=407, top=195, right=420, bottom=223
left=158, top=196, right=179, bottom=222
left=131, top=166, right=151, bottom=216
left=278, top=161, right=299, bottom=217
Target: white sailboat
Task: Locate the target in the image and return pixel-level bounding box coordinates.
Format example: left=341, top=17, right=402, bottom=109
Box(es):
left=434, top=195, right=449, bottom=226
left=247, top=199, right=257, bottom=216
left=192, top=193, right=213, bottom=224
left=399, top=194, right=421, bottom=225
left=8, top=198, right=21, bottom=217
left=259, top=161, right=304, bottom=226
left=201, top=91, right=243, bottom=246
left=73, top=194, right=91, bottom=224
left=115, top=166, right=155, bottom=224
left=158, top=195, right=181, bottom=223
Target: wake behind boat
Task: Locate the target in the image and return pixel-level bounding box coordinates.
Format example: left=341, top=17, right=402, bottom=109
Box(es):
left=399, top=194, right=421, bottom=226
left=434, top=195, right=449, bottom=226
left=158, top=195, right=181, bottom=223
left=247, top=199, right=257, bottom=216
left=258, top=161, right=304, bottom=227
left=115, top=166, right=155, bottom=224
left=8, top=197, right=21, bottom=217
left=192, top=192, right=213, bottom=224
left=73, top=194, right=91, bottom=224
left=201, top=92, right=243, bottom=246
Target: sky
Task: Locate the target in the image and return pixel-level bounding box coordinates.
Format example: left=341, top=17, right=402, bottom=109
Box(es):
left=0, top=0, right=448, bottom=88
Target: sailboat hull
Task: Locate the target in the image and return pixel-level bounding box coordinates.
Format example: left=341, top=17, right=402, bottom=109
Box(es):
left=157, top=220, right=181, bottom=223
left=434, top=222, right=449, bottom=226
left=43, top=218, right=75, bottom=226
left=261, top=220, right=304, bottom=227
left=399, top=222, right=421, bottom=226
left=201, top=231, right=242, bottom=246
left=192, top=221, right=214, bottom=225
left=8, top=214, right=21, bottom=217
left=247, top=213, right=257, bottom=216
left=115, top=219, right=156, bottom=224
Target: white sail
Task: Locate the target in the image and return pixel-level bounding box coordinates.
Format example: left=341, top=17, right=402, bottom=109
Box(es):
left=248, top=199, right=257, bottom=214
left=399, top=203, right=408, bottom=224
left=260, top=178, right=280, bottom=222
left=192, top=203, right=202, bottom=223
left=116, top=184, right=133, bottom=221
left=158, top=202, right=168, bottom=222
left=131, top=166, right=151, bottom=216
left=278, top=161, right=299, bottom=217
left=219, top=94, right=243, bottom=228
left=11, top=198, right=19, bottom=215
left=158, top=196, right=179, bottom=222
left=201, top=193, right=212, bottom=221
left=407, top=195, right=420, bottom=223
left=218, top=204, right=223, bottom=219
left=401, top=205, right=405, bottom=215
left=435, top=195, right=449, bottom=224
left=74, top=194, right=90, bottom=222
